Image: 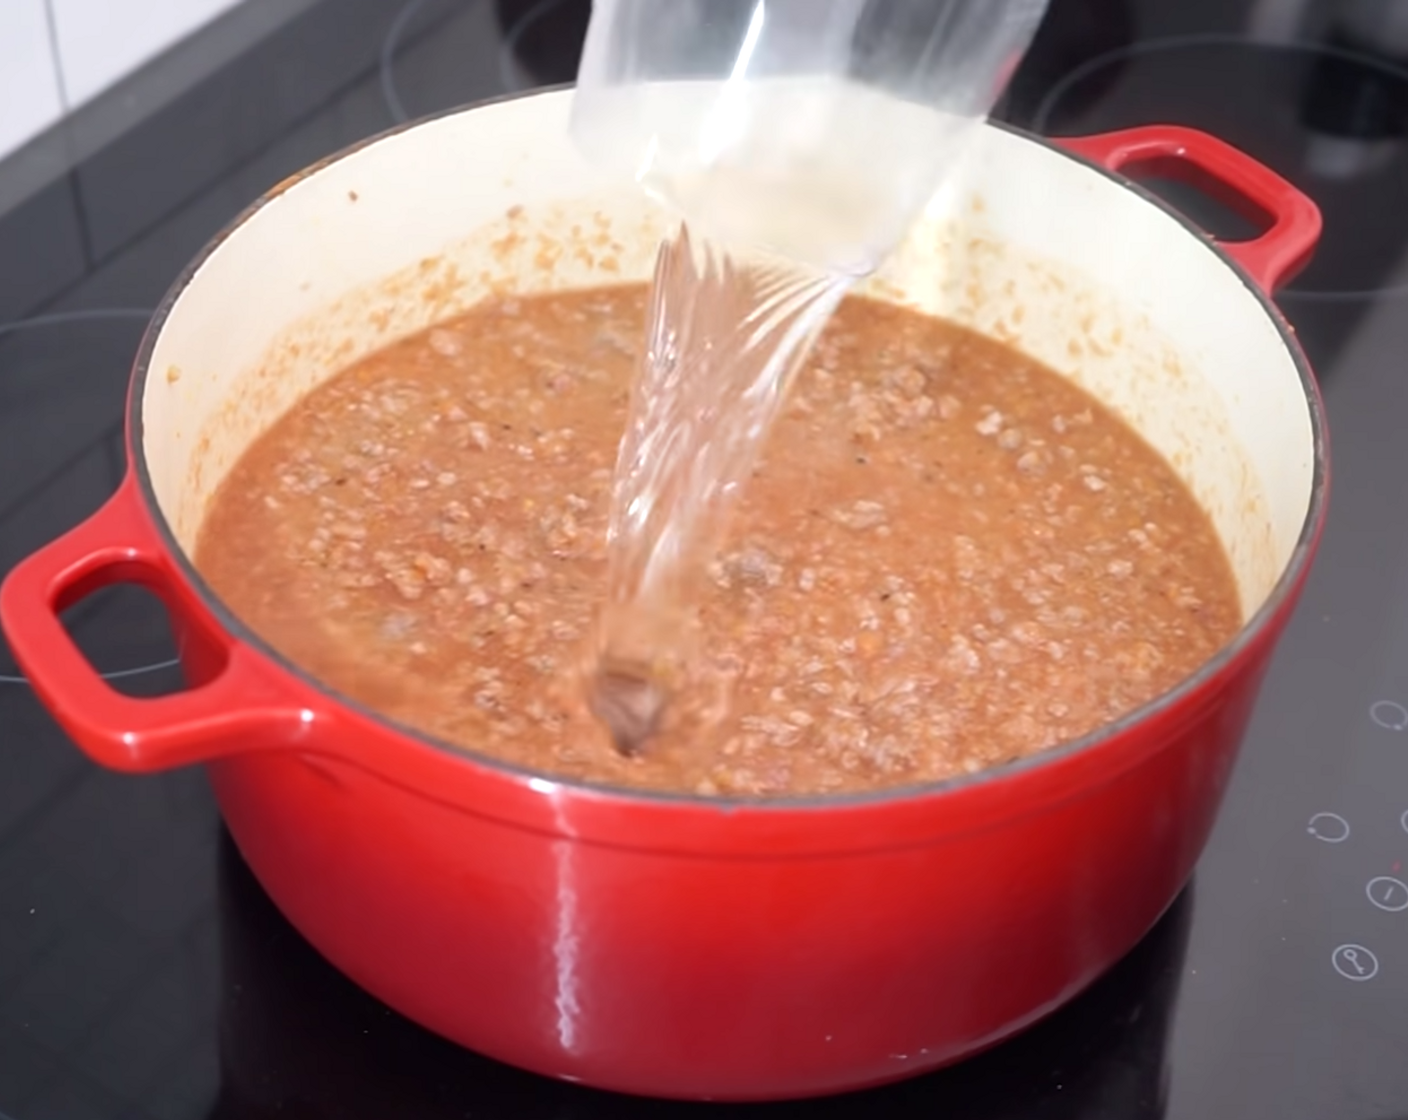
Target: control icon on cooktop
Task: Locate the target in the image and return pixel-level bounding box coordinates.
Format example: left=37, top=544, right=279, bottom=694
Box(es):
left=1367, top=876, right=1408, bottom=912
left=1307, top=811, right=1351, bottom=843
left=1369, top=700, right=1408, bottom=730
left=1332, top=944, right=1380, bottom=982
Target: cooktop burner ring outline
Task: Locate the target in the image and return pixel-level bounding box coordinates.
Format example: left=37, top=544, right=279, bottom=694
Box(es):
left=0, top=306, right=176, bottom=689
left=498, top=0, right=573, bottom=93
left=0, top=658, right=180, bottom=687
left=1033, top=30, right=1408, bottom=303
left=0, top=307, right=152, bottom=340
left=1032, top=31, right=1408, bottom=137
left=381, top=0, right=434, bottom=125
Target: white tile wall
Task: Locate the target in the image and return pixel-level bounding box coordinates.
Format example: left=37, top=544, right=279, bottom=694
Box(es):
left=50, top=0, right=244, bottom=108
left=0, top=0, right=66, bottom=157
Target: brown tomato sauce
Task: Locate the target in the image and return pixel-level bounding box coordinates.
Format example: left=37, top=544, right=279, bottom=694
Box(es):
left=195, top=285, right=1240, bottom=797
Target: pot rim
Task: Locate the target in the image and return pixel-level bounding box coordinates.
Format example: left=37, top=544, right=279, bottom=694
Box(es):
left=127, top=86, right=1330, bottom=813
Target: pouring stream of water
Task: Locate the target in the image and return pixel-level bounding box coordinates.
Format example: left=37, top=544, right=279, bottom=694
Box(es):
left=588, top=224, right=850, bottom=753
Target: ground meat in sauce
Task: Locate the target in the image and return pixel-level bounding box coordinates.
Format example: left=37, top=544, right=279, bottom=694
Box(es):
left=194, top=286, right=1241, bottom=798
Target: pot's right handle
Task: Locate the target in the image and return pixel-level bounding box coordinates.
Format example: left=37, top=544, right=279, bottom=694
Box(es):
left=0, top=474, right=326, bottom=772
left=1059, top=126, right=1323, bottom=294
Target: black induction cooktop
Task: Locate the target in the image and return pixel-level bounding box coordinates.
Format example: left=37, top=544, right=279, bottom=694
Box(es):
left=2, top=1, right=1407, bottom=1117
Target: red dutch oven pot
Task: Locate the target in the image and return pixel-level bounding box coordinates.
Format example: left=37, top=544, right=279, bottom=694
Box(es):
left=0, top=90, right=1326, bottom=1102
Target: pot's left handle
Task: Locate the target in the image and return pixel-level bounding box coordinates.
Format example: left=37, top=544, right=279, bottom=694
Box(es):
left=0, top=474, right=323, bottom=772
left=1058, top=125, right=1322, bottom=294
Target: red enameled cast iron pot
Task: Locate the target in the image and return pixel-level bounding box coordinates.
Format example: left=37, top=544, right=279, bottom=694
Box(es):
left=0, top=89, right=1327, bottom=1101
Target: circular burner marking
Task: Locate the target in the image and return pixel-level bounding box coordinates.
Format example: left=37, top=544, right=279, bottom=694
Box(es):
left=0, top=307, right=176, bottom=688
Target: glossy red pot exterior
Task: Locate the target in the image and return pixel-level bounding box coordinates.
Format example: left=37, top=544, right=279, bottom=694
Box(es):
left=0, top=93, right=1327, bottom=1101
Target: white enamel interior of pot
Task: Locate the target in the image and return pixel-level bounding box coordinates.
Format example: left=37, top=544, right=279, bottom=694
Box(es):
left=142, top=88, right=1314, bottom=621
